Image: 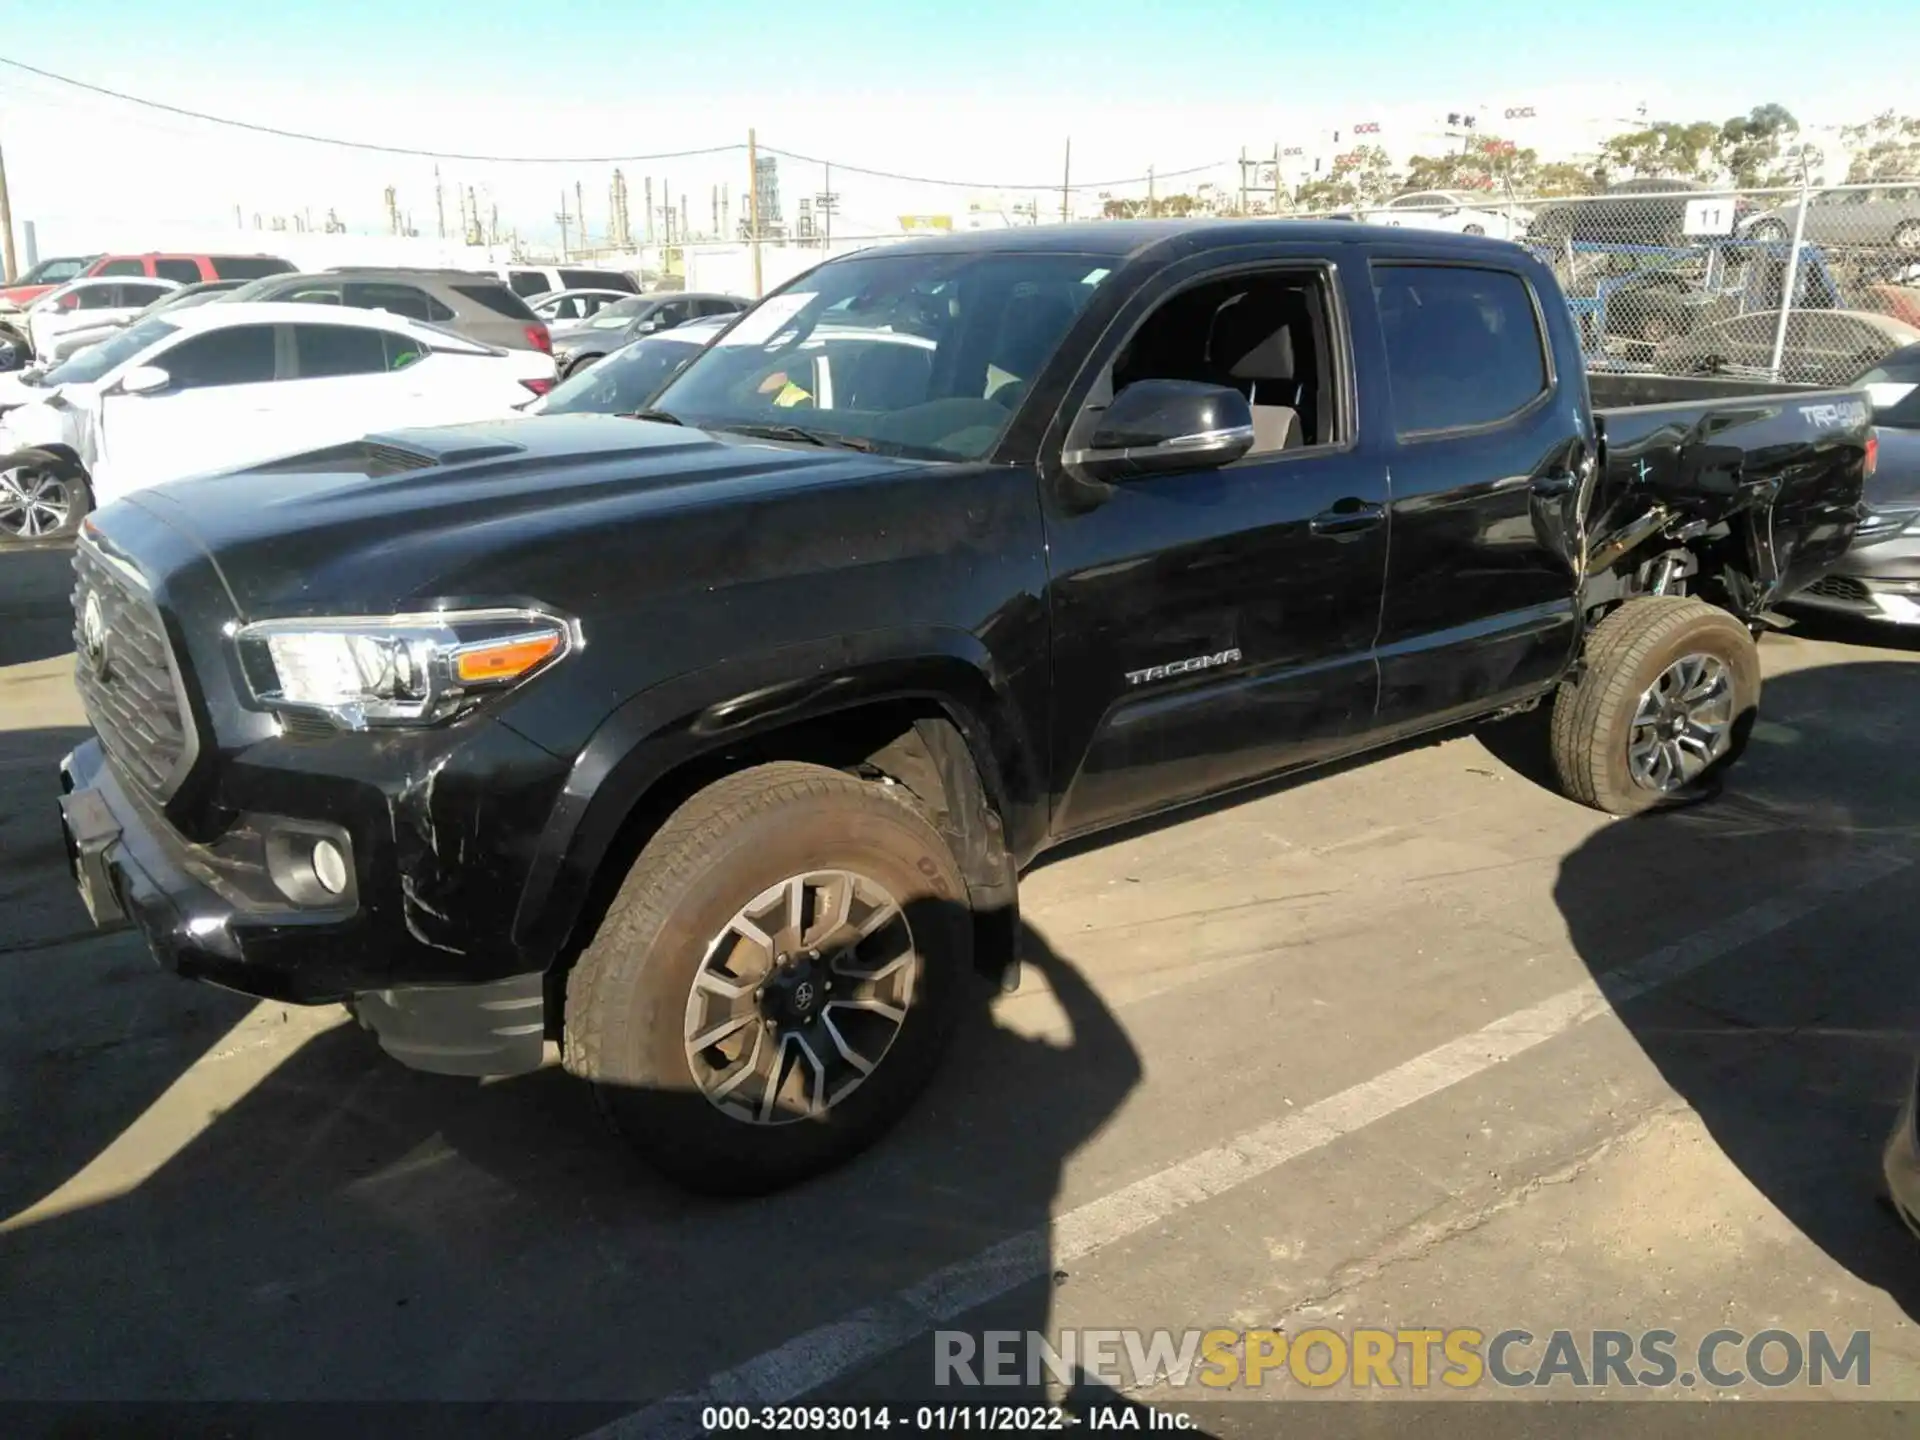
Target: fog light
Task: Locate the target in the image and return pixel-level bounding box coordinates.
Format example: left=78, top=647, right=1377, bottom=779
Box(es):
left=311, top=839, right=349, bottom=895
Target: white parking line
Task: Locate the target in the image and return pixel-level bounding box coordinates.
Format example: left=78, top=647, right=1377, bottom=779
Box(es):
left=588, top=847, right=1909, bottom=1440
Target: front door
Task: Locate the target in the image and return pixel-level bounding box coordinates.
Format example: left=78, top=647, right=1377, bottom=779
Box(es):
left=94, top=323, right=283, bottom=500
left=1041, top=252, right=1392, bottom=839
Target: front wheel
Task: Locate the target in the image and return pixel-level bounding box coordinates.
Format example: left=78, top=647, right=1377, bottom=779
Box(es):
left=562, top=761, right=972, bottom=1194
left=0, top=453, right=91, bottom=545
left=1550, top=597, right=1760, bottom=816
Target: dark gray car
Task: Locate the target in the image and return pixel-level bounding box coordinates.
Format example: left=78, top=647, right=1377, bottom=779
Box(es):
left=222, top=268, right=550, bottom=352
left=1794, top=342, right=1920, bottom=625
left=550, top=291, right=748, bottom=376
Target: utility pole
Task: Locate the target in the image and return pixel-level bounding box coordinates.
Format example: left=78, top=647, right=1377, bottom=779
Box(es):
left=747, top=127, right=763, bottom=297
left=711, top=184, right=719, bottom=241
left=1238, top=146, right=1249, bottom=216
left=0, top=140, right=15, bottom=283
left=234, top=203, right=243, bottom=231
left=384, top=185, right=400, bottom=236
left=1061, top=137, right=1071, bottom=223
left=721, top=182, right=730, bottom=239
left=466, top=187, right=480, bottom=246
left=644, top=176, right=655, bottom=245
left=555, top=191, right=572, bottom=260
left=489, top=203, right=500, bottom=247
left=1147, top=164, right=1156, bottom=219
left=1273, top=145, right=1283, bottom=214
left=815, top=162, right=838, bottom=249
left=575, top=180, right=586, bottom=251
left=435, top=165, right=447, bottom=241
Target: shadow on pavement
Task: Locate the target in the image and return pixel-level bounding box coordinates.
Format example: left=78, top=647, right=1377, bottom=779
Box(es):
left=1553, top=659, right=1920, bottom=1322
left=0, top=898, right=1143, bottom=1418
left=0, top=544, right=77, bottom=669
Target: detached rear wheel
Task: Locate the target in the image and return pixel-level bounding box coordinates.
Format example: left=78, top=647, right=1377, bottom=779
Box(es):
left=563, top=761, right=970, bottom=1194
left=0, top=454, right=91, bottom=545
left=1550, top=597, right=1760, bottom=816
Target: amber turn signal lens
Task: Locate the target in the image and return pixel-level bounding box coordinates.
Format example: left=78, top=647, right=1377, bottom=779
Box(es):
left=454, top=632, right=562, bottom=684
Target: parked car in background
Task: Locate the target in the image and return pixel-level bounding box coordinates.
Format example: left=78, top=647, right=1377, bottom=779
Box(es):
left=26, top=277, right=182, bottom=363
left=41, top=280, right=251, bottom=364
left=229, top=268, right=553, bottom=355
left=531, top=317, right=729, bottom=414
left=531, top=288, right=634, bottom=323
left=1532, top=179, right=1754, bottom=250
left=0, top=302, right=554, bottom=541
left=1792, top=342, right=1920, bottom=626
left=550, top=292, right=748, bottom=375
left=82, top=253, right=296, bottom=284
left=1651, top=308, right=1920, bottom=385
left=0, top=254, right=103, bottom=310
left=1744, top=190, right=1920, bottom=251
left=493, top=264, right=638, bottom=300
left=1368, top=189, right=1533, bottom=239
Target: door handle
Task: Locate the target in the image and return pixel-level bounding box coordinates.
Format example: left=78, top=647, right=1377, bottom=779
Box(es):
left=1309, top=499, right=1385, bottom=539
left=1530, top=471, right=1577, bottom=498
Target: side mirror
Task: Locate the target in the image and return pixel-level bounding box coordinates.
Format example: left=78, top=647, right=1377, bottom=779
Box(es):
left=1065, top=379, right=1255, bottom=479
left=117, top=365, right=172, bottom=396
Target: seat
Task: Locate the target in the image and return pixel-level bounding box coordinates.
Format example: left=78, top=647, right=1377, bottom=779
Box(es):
left=1204, top=291, right=1309, bottom=452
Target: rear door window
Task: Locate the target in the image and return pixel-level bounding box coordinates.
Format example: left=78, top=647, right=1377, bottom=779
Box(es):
left=73, top=287, right=121, bottom=310
left=156, top=324, right=280, bottom=389
left=508, top=271, right=551, bottom=297
left=292, top=323, right=389, bottom=377
left=154, top=258, right=204, bottom=285
left=97, top=259, right=146, bottom=277
left=121, top=282, right=174, bottom=307
left=1373, top=264, right=1549, bottom=435
left=343, top=282, right=435, bottom=321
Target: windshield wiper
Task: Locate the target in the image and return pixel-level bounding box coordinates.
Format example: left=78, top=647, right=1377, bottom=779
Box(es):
left=713, top=421, right=875, bottom=452
left=616, top=407, right=684, bottom=425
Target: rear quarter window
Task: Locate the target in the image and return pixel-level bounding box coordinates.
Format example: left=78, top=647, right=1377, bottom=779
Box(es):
left=452, top=284, right=538, bottom=320
left=559, top=268, right=637, bottom=293
left=1373, top=264, right=1549, bottom=436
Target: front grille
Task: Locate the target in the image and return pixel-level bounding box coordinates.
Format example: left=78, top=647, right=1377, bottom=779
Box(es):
left=1803, top=575, right=1871, bottom=603
left=71, top=539, right=196, bottom=797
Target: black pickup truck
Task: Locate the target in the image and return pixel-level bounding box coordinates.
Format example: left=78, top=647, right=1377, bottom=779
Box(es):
left=56, top=221, right=1872, bottom=1192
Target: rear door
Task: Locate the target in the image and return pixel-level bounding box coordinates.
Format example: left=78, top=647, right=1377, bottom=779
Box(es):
left=1363, top=253, right=1589, bottom=736
left=92, top=323, right=282, bottom=499
left=1041, top=244, right=1392, bottom=837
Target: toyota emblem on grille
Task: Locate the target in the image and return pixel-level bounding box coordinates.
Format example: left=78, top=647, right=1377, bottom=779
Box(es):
left=79, top=591, right=111, bottom=679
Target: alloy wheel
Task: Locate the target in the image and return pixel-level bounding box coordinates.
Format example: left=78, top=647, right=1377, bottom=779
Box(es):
left=1627, top=653, right=1735, bottom=792
left=0, top=466, right=71, bottom=540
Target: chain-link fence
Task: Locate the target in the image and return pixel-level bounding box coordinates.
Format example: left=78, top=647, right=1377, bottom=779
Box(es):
left=573, top=183, right=1920, bottom=388
left=1319, top=181, right=1920, bottom=384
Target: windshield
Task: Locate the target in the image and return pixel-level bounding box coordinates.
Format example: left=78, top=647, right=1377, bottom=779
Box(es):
left=19, top=257, right=89, bottom=286
left=650, top=250, right=1109, bottom=460
left=40, top=316, right=179, bottom=386
left=587, top=297, right=649, bottom=329
left=538, top=329, right=715, bottom=415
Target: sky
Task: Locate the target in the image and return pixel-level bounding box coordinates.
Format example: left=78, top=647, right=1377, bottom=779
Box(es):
left=0, top=0, right=1911, bottom=254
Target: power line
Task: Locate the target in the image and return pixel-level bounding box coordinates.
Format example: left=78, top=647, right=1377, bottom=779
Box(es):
left=760, top=145, right=1232, bottom=193
left=0, top=56, right=742, bottom=164
left=0, top=55, right=1233, bottom=192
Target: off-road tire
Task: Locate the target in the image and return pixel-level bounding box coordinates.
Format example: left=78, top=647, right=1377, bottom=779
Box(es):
left=562, top=761, right=972, bottom=1194
left=1550, top=597, right=1760, bottom=816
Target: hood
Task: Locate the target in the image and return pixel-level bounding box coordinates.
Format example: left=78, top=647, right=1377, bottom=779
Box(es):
left=119, top=412, right=925, bottom=619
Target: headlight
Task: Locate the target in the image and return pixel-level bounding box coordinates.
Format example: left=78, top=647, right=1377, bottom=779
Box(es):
left=234, top=608, right=579, bottom=730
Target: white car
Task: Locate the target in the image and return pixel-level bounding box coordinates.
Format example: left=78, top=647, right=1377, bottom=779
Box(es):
left=1367, top=190, right=1534, bottom=240
left=0, top=302, right=555, bottom=542
left=492, top=264, right=638, bottom=301
left=27, top=277, right=182, bottom=364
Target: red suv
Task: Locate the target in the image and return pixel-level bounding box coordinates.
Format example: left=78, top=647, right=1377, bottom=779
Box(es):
left=81, top=252, right=297, bottom=285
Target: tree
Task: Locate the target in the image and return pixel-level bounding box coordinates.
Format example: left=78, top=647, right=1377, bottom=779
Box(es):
left=1596, top=120, right=1721, bottom=182
left=1841, top=111, right=1920, bottom=185
left=1533, top=161, right=1602, bottom=197
left=1294, top=144, right=1398, bottom=211
left=1715, top=103, right=1807, bottom=186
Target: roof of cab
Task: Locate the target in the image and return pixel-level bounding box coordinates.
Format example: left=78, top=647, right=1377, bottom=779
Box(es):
left=837, top=218, right=1529, bottom=262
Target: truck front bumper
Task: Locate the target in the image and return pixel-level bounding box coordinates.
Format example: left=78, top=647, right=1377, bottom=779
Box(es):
left=57, top=738, right=547, bottom=1077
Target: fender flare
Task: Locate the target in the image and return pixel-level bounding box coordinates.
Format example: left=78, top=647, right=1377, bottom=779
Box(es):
left=509, top=626, right=1044, bottom=967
